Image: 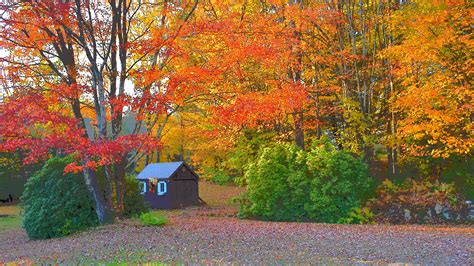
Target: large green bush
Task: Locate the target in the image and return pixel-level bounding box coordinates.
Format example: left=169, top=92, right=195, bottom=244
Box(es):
left=21, top=156, right=98, bottom=239
left=240, top=144, right=308, bottom=221
left=239, top=139, right=373, bottom=223
left=306, top=139, right=374, bottom=223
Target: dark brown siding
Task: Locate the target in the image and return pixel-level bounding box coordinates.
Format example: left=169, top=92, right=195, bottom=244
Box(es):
left=175, top=165, right=199, bottom=180
left=143, top=179, right=173, bottom=209
left=171, top=179, right=198, bottom=208
left=142, top=164, right=199, bottom=209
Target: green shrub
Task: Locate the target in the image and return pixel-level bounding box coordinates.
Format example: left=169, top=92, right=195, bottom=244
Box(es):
left=123, top=176, right=150, bottom=217
left=339, top=207, right=375, bottom=224
left=21, top=156, right=99, bottom=239
left=305, top=138, right=374, bottom=223
left=139, top=212, right=168, bottom=226
left=440, top=156, right=474, bottom=199
left=240, top=144, right=308, bottom=221
left=239, top=138, right=373, bottom=223
left=228, top=130, right=278, bottom=185
left=368, top=179, right=471, bottom=224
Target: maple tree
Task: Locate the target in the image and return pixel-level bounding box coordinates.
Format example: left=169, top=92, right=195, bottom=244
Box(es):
left=194, top=0, right=472, bottom=180
left=0, top=0, right=209, bottom=223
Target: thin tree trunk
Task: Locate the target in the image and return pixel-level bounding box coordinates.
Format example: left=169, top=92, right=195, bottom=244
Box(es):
left=103, top=165, right=115, bottom=212
left=83, top=167, right=114, bottom=224
left=293, top=109, right=305, bottom=150
left=156, top=151, right=160, bottom=163
left=389, top=66, right=399, bottom=176
left=114, top=158, right=126, bottom=215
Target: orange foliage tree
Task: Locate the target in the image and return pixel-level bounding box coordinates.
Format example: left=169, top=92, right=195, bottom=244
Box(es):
left=384, top=1, right=473, bottom=159
left=0, top=0, right=217, bottom=223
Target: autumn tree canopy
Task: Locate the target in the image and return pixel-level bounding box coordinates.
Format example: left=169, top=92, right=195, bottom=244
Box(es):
left=0, top=0, right=472, bottom=223
left=0, top=0, right=211, bottom=223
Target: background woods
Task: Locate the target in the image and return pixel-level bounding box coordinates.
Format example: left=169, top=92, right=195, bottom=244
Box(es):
left=0, top=0, right=472, bottom=225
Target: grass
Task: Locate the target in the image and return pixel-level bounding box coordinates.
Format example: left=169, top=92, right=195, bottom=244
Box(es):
left=198, top=181, right=245, bottom=207
left=0, top=181, right=244, bottom=233
left=139, top=211, right=168, bottom=226
left=0, top=205, right=21, bottom=232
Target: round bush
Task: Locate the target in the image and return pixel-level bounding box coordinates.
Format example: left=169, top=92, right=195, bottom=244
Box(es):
left=21, top=156, right=98, bottom=239
left=239, top=138, right=373, bottom=223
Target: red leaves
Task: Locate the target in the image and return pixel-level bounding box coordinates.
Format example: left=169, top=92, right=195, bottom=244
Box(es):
left=0, top=90, right=162, bottom=172
left=211, top=83, right=308, bottom=130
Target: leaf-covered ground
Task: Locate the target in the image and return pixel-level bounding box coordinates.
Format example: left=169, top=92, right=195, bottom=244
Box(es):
left=0, top=182, right=473, bottom=264
left=1, top=212, right=473, bottom=264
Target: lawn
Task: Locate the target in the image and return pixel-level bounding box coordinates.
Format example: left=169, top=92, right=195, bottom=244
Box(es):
left=0, top=205, right=21, bottom=232
left=198, top=181, right=245, bottom=207
left=0, top=180, right=243, bottom=231
left=0, top=182, right=473, bottom=265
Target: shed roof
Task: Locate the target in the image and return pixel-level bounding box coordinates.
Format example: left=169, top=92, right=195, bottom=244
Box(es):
left=137, top=161, right=184, bottom=180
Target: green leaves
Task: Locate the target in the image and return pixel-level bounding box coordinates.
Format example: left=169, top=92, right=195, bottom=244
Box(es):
left=21, top=156, right=99, bottom=239
left=139, top=212, right=168, bottom=226
left=122, top=176, right=151, bottom=218
left=240, top=138, right=373, bottom=223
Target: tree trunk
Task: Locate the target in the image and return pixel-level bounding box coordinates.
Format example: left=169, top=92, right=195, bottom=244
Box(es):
left=388, top=63, right=399, bottom=177
left=83, top=167, right=115, bottom=224
left=156, top=151, right=161, bottom=163
left=145, top=154, right=150, bottom=165
left=293, top=109, right=305, bottom=150
left=114, top=159, right=126, bottom=215
left=103, top=165, right=115, bottom=212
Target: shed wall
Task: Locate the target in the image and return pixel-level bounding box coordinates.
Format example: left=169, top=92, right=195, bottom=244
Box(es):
left=142, top=164, right=199, bottom=209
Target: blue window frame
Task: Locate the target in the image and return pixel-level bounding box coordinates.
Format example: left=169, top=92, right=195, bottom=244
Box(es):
left=139, top=181, right=147, bottom=195
left=157, top=181, right=167, bottom=196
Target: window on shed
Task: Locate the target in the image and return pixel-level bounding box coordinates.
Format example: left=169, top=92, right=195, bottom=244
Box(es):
left=138, top=181, right=146, bottom=195
left=157, top=181, right=167, bottom=196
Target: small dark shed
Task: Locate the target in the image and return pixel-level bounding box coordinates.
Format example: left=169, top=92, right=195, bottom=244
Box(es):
left=137, top=161, right=199, bottom=209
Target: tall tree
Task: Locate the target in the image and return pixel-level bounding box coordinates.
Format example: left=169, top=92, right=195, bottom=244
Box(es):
left=0, top=0, right=205, bottom=223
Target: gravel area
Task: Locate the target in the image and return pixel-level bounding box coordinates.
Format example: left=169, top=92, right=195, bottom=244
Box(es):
left=0, top=210, right=473, bottom=265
